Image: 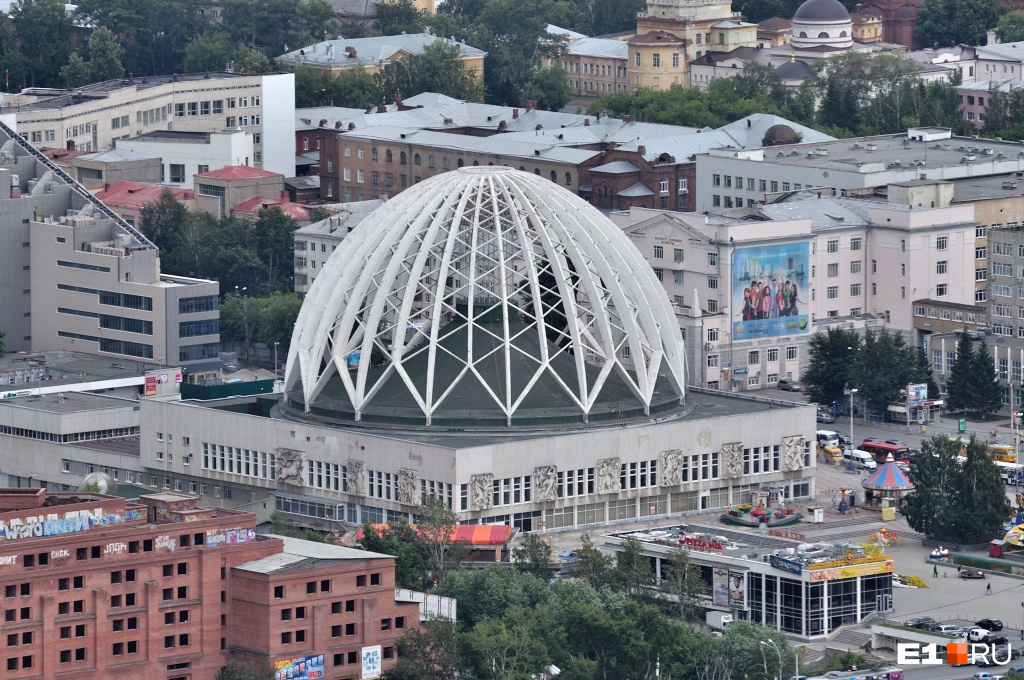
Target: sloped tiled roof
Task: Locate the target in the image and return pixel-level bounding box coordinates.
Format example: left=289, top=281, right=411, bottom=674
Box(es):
left=232, top=196, right=326, bottom=219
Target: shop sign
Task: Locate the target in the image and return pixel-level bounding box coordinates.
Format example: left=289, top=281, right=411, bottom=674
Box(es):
left=684, top=536, right=724, bottom=551
left=808, top=560, right=894, bottom=582
left=769, top=555, right=803, bottom=575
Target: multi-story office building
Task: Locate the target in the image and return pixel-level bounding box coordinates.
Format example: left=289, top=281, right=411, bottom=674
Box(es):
left=0, top=121, right=221, bottom=376
left=1, top=72, right=294, bottom=177
left=0, top=487, right=421, bottom=679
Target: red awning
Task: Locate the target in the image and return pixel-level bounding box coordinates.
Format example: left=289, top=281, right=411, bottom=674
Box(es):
left=357, top=523, right=515, bottom=546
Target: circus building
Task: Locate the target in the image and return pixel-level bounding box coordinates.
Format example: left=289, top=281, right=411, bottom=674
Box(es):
left=140, top=167, right=817, bottom=533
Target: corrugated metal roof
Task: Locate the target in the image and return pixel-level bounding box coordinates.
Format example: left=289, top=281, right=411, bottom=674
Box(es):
left=959, top=79, right=1024, bottom=93
left=341, top=126, right=600, bottom=163
left=79, top=149, right=159, bottom=163
left=591, top=160, right=641, bottom=174
left=618, top=181, right=654, bottom=197
left=566, top=37, right=629, bottom=59
left=547, top=24, right=587, bottom=41
left=717, top=113, right=836, bottom=148
left=757, top=196, right=869, bottom=231
left=277, top=34, right=486, bottom=68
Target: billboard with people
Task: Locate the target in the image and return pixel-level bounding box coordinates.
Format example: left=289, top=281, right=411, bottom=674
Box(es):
left=732, top=242, right=810, bottom=339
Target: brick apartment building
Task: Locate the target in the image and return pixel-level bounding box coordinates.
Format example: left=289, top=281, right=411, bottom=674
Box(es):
left=0, top=488, right=419, bottom=680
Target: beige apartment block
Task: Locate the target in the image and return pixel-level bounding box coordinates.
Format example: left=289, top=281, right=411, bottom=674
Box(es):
left=4, top=71, right=295, bottom=177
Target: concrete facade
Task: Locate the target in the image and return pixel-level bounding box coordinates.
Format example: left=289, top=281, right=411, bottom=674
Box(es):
left=4, top=72, right=295, bottom=177
left=0, top=121, right=220, bottom=373
left=134, top=391, right=816, bottom=533
left=114, top=130, right=254, bottom=188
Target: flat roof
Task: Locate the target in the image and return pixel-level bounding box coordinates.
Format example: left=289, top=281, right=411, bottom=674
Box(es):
left=0, top=350, right=149, bottom=385
left=234, top=535, right=392, bottom=574
left=710, top=133, right=1024, bottom=175
left=9, top=72, right=264, bottom=111
left=949, top=172, right=1024, bottom=202
left=0, top=391, right=137, bottom=415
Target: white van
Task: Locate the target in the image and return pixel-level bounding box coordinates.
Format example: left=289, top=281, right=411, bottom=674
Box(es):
left=843, top=449, right=877, bottom=470
left=817, top=430, right=840, bottom=448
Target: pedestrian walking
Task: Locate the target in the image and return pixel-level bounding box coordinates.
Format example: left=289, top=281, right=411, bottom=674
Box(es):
left=986, top=583, right=993, bottom=595
left=933, top=565, right=938, bottom=577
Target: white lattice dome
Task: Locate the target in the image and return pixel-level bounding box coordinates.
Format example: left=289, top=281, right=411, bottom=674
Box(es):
left=284, top=167, right=686, bottom=428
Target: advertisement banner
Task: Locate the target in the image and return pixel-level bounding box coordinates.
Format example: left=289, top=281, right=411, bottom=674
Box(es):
left=273, top=654, right=325, bottom=680
left=732, top=242, right=810, bottom=340
left=908, top=383, right=928, bottom=407
left=145, top=376, right=157, bottom=397
left=728, top=571, right=746, bottom=608
left=361, top=645, right=382, bottom=679
left=712, top=567, right=729, bottom=606
left=808, top=559, right=894, bottom=582
left=769, top=555, right=803, bottom=575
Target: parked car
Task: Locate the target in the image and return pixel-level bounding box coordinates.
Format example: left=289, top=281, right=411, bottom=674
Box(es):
left=935, top=624, right=963, bottom=636
left=960, top=569, right=986, bottom=579
left=977, top=619, right=1004, bottom=631
left=778, top=379, right=801, bottom=391
left=983, top=635, right=1009, bottom=646
left=969, top=628, right=992, bottom=642
left=976, top=659, right=999, bottom=668
left=973, top=672, right=995, bottom=680
left=817, top=411, right=836, bottom=424
left=1009, top=666, right=1024, bottom=673
left=905, top=616, right=937, bottom=629
left=835, top=432, right=852, bottom=447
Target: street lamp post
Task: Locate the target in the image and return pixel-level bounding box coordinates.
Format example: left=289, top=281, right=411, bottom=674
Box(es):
left=849, top=388, right=858, bottom=451
left=274, top=341, right=280, bottom=380
left=760, top=640, right=785, bottom=680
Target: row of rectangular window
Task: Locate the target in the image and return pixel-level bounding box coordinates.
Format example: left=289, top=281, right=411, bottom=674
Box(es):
left=57, top=284, right=153, bottom=311
left=202, top=443, right=277, bottom=479
left=172, top=96, right=259, bottom=119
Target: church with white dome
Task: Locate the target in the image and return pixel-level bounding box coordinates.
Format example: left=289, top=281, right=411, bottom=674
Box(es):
left=790, top=0, right=854, bottom=49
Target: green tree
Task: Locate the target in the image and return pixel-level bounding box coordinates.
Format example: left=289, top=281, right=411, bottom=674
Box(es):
left=462, top=606, right=552, bottom=680
left=612, top=535, right=655, bottom=601
left=221, top=0, right=298, bottom=56
left=61, top=53, right=92, bottom=89
left=359, top=520, right=423, bottom=589
left=233, top=47, right=275, bottom=74
left=87, top=26, right=125, bottom=81
left=717, top=621, right=794, bottom=680
left=511, top=532, right=553, bottom=581
left=185, top=31, right=236, bottom=73
left=970, top=337, right=1004, bottom=418
left=911, top=346, right=941, bottom=406
left=984, top=91, right=1011, bottom=134
left=140, top=188, right=190, bottom=251
left=219, top=292, right=262, bottom=362
left=851, top=327, right=936, bottom=414
left=571, top=0, right=646, bottom=37
left=377, top=40, right=483, bottom=102
left=906, top=435, right=1009, bottom=541
left=256, top=292, right=303, bottom=351
left=801, top=327, right=860, bottom=408
left=416, top=495, right=468, bottom=584
left=944, top=330, right=975, bottom=413
left=216, top=658, right=274, bottom=680
left=11, top=0, right=73, bottom=87
left=915, top=0, right=1005, bottom=49
left=297, top=0, right=336, bottom=44
left=659, top=547, right=708, bottom=622
left=436, top=565, right=553, bottom=630
left=386, top=617, right=461, bottom=680
left=522, top=64, right=572, bottom=111
left=573, top=533, right=614, bottom=590
left=375, top=0, right=423, bottom=35
left=295, top=66, right=379, bottom=108
left=998, top=10, right=1024, bottom=43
